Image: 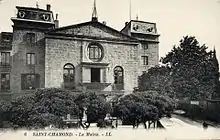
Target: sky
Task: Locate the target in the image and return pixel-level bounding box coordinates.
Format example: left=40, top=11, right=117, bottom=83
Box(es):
left=0, top=0, right=220, bottom=62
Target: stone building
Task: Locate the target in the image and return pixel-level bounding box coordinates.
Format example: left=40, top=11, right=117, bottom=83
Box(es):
left=0, top=2, right=159, bottom=99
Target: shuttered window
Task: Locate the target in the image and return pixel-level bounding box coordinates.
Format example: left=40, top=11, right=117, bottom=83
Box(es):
left=1, top=52, right=10, bottom=66
left=21, top=74, right=40, bottom=90
left=1, top=73, right=10, bottom=90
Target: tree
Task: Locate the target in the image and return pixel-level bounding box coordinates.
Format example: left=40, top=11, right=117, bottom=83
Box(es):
left=0, top=100, right=12, bottom=128
left=216, top=81, right=220, bottom=98
left=112, top=91, right=175, bottom=129
left=138, top=65, right=174, bottom=97
left=10, top=88, right=79, bottom=129
left=209, top=49, right=220, bottom=98
left=74, top=92, right=112, bottom=123
left=1, top=89, right=113, bottom=129
left=161, top=36, right=219, bottom=100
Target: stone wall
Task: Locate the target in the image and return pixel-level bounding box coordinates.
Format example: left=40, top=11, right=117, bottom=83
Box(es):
left=11, top=29, right=45, bottom=93
left=5, top=20, right=160, bottom=94
left=45, top=38, right=82, bottom=88
left=139, top=43, right=159, bottom=73
left=45, top=35, right=146, bottom=92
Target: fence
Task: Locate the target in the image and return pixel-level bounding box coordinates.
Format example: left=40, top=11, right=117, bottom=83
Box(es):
left=177, top=99, right=220, bottom=123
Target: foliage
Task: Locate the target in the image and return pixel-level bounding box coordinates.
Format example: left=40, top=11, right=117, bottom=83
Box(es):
left=214, top=80, right=220, bottom=98
left=160, top=36, right=219, bottom=100
left=96, top=119, right=112, bottom=128
left=74, top=92, right=112, bottom=123
left=139, top=36, right=219, bottom=100
left=0, top=100, right=12, bottom=128
left=112, top=91, right=175, bottom=128
left=10, top=88, right=79, bottom=129
left=138, top=66, right=174, bottom=97
left=163, top=36, right=219, bottom=100
left=0, top=89, right=113, bottom=129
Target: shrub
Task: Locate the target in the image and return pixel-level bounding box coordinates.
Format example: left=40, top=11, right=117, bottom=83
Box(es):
left=10, top=88, right=79, bottom=129
left=96, top=119, right=112, bottom=128
left=0, top=100, right=11, bottom=128
left=74, top=92, right=112, bottom=123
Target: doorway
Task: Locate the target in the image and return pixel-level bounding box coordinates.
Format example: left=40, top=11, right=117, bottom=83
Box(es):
left=91, top=68, right=100, bottom=82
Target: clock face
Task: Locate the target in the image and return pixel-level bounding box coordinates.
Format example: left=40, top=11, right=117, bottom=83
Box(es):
left=131, top=22, right=156, bottom=34
left=40, top=13, right=51, bottom=21
left=18, top=10, right=26, bottom=18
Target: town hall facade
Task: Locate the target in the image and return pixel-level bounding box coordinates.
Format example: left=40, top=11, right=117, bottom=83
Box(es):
left=0, top=3, right=159, bottom=98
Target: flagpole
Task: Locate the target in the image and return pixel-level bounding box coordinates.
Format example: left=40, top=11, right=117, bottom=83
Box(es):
left=129, top=0, right=131, bottom=21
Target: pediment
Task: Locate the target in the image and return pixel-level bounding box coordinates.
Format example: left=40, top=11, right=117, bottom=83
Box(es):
left=49, top=21, right=136, bottom=41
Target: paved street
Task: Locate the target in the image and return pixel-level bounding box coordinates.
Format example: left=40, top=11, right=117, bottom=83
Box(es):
left=0, top=116, right=220, bottom=140
left=159, top=115, right=220, bottom=139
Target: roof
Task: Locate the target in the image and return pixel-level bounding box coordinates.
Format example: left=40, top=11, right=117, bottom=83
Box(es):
left=130, top=20, right=157, bottom=25
left=120, top=20, right=157, bottom=33
left=48, top=20, right=138, bottom=41
left=0, top=32, right=13, bottom=35
left=16, top=6, right=52, bottom=13
left=120, top=21, right=131, bottom=32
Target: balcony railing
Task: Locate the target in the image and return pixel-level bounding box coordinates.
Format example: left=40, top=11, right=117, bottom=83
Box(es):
left=80, top=82, right=111, bottom=90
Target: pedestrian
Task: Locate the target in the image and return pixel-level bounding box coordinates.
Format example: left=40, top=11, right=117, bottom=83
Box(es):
left=203, top=122, right=208, bottom=129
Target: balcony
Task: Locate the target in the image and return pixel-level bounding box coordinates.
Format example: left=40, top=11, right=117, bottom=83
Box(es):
left=0, top=65, right=11, bottom=72
left=79, top=82, right=111, bottom=91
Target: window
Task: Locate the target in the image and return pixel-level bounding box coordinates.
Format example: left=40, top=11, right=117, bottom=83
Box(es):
left=114, top=66, right=124, bottom=84
left=21, top=74, right=40, bottom=90
left=141, top=56, right=148, bottom=65
left=1, top=52, right=10, bottom=66
left=113, top=66, right=124, bottom=90
left=63, top=63, right=75, bottom=89
left=26, top=53, right=35, bottom=65
left=26, top=33, right=36, bottom=46
left=1, top=73, right=10, bottom=90
left=91, top=68, right=100, bottom=82
left=142, top=44, right=148, bottom=50
left=88, top=42, right=103, bottom=62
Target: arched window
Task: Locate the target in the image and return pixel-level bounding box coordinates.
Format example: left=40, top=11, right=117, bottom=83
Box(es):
left=113, top=66, right=124, bottom=90
left=87, top=42, right=103, bottom=62
left=63, top=63, right=75, bottom=89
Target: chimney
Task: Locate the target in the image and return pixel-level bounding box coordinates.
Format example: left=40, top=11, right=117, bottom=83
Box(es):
left=102, top=21, right=106, bottom=25
left=46, top=4, right=51, bottom=11
left=54, top=14, right=59, bottom=28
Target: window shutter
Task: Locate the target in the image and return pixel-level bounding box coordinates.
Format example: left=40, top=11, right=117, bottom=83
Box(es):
left=36, top=74, right=40, bottom=88
left=21, top=74, right=25, bottom=90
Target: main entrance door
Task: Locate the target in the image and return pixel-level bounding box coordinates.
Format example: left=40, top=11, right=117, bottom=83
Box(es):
left=91, top=68, right=100, bottom=82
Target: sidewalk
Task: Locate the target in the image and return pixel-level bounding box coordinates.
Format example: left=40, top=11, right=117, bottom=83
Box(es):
left=172, top=114, right=220, bottom=128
